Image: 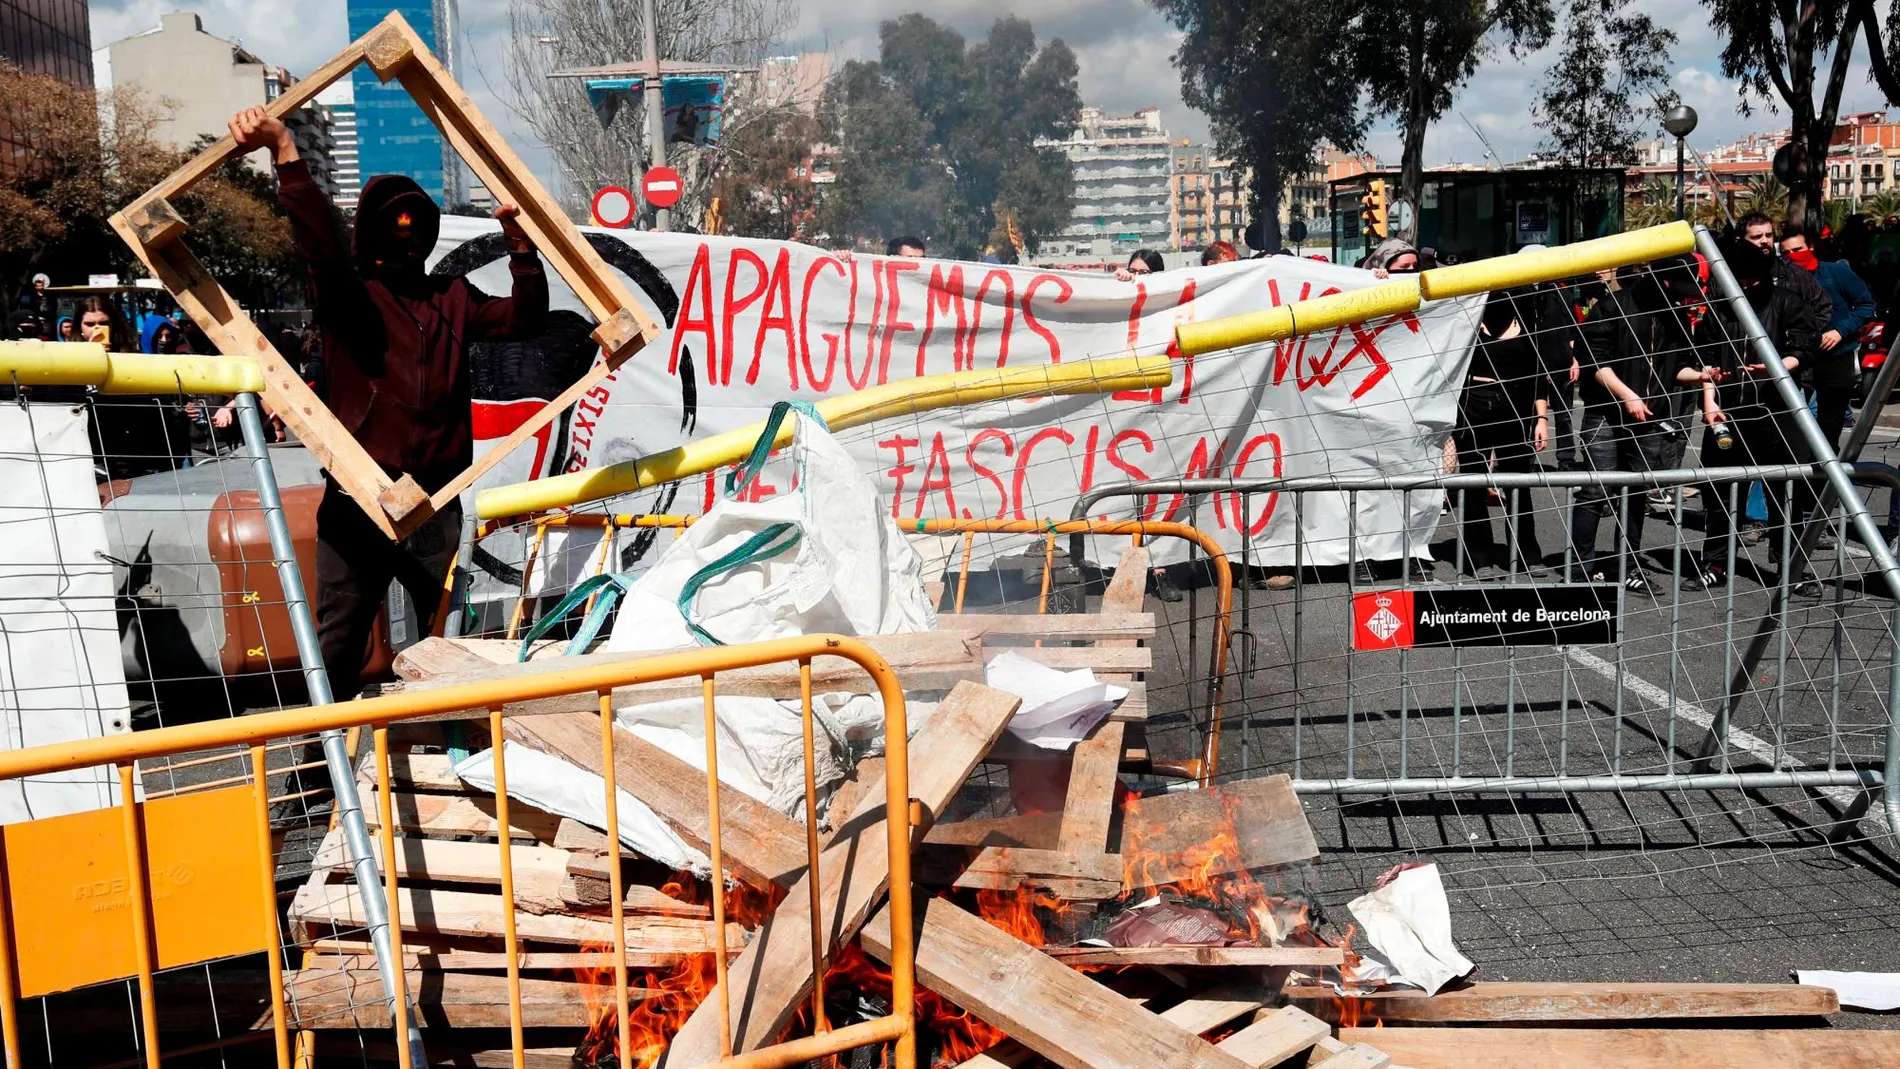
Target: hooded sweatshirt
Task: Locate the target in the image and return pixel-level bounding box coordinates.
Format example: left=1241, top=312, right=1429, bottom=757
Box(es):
left=275, top=159, right=548, bottom=492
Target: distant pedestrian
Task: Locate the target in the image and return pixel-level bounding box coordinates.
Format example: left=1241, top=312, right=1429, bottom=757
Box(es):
left=1778, top=228, right=1872, bottom=463
left=886, top=235, right=926, bottom=258
left=1201, top=241, right=1239, bottom=266
left=1454, top=290, right=1551, bottom=576
left=1364, top=239, right=1420, bottom=277
left=15, top=273, right=54, bottom=326
left=1115, top=249, right=1165, bottom=281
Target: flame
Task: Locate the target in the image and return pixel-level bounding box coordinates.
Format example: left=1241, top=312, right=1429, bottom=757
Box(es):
left=570, top=874, right=780, bottom=1069
left=1117, top=792, right=1318, bottom=946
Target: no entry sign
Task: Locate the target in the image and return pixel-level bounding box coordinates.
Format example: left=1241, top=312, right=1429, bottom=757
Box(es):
left=591, top=185, right=635, bottom=229
left=642, top=166, right=683, bottom=209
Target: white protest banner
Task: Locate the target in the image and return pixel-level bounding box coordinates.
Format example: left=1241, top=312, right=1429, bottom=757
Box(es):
left=431, top=218, right=1479, bottom=572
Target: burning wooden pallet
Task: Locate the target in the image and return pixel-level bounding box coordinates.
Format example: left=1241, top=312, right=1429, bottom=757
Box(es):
left=275, top=543, right=1887, bottom=1068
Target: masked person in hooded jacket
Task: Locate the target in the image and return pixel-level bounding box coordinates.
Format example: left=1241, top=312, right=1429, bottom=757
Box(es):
left=229, top=106, right=549, bottom=699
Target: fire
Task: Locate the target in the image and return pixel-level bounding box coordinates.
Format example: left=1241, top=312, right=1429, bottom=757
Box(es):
left=570, top=874, right=781, bottom=1069
left=1118, top=792, right=1318, bottom=946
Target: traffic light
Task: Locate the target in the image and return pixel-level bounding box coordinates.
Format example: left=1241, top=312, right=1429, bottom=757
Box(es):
left=1360, top=180, right=1389, bottom=241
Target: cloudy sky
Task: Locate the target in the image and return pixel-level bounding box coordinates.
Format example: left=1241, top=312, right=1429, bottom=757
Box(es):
left=90, top=0, right=1898, bottom=186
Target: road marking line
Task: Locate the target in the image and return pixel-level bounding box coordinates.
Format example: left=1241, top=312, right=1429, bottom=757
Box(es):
left=1564, top=647, right=1886, bottom=832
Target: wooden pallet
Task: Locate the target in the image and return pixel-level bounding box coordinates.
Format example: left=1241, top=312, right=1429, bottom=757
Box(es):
left=108, top=10, right=660, bottom=539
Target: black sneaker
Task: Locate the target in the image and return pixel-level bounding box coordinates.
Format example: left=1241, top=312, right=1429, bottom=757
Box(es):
left=1624, top=572, right=1657, bottom=596
left=1150, top=570, right=1185, bottom=603
left=1406, top=559, right=1438, bottom=583
left=1792, top=575, right=1825, bottom=599
left=1682, top=563, right=1727, bottom=591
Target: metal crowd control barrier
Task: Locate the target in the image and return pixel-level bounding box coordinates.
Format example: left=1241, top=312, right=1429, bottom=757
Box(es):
left=469, top=512, right=1235, bottom=783
left=1064, top=222, right=1900, bottom=838
left=0, top=633, right=918, bottom=1069
left=0, top=345, right=417, bottom=1061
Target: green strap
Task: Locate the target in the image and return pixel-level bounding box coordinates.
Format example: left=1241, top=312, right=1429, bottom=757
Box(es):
left=726, top=399, right=829, bottom=498
left=515, top=572, right=631, bottom=661
left=676, top=521, right=803, bottom=646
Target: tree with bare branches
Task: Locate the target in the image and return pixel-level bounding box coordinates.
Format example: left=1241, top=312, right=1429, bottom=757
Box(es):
left=502, top=0, right=800, bottom=227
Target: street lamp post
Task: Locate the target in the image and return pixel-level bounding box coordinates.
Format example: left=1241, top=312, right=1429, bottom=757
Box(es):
left=1664, top=105, right=1699, bottom=221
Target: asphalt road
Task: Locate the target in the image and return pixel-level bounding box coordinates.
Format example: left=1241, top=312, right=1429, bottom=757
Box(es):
left=1119, top=423, right=1900, bottom=1026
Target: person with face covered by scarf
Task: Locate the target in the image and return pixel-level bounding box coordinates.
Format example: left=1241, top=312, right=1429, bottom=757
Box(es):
left=230, top=106, right=548, bottom=698
left=1568, top=256, right=1710, bottom=593
left=1682, top=237, right=1821, bottom=597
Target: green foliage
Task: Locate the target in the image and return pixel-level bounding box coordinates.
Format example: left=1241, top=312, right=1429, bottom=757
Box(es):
left=1532, top=0, right=1676, bottom=165
left=710, top=108, right=822, bottom=241
left=815, top=15, right=1081, bottom=258
left=1151, top=0, right=1364, bottom=249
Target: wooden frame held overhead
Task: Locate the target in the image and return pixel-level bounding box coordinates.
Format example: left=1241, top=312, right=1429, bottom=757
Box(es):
left=108, top=11, right=661, bottom=540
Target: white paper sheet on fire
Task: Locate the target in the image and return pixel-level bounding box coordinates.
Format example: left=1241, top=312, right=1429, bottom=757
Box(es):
left=1347, top=863, right=1473, bottom=996
left=984, top=650, right=1129, bottom=750
left=1795, top=970, right=1900, bottom=1011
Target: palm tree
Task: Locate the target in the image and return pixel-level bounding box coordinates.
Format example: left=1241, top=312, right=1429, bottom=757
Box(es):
left=1625, top=177, right=1678, bottom=231
left=1737, top=175, right=1788, bottom=223
left=1862, top=187, right=1900, bottom=221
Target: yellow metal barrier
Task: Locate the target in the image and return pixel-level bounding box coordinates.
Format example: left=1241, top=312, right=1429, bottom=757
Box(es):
left=475, top=354, right=1174, bottom=521
left=0, top=634, right=918, bottom=1069
left=0, top=340, right=267, bottom=394
left=485, top=512, right=1235, bottom=784
left=1175, top=220, right=1699, bottom=356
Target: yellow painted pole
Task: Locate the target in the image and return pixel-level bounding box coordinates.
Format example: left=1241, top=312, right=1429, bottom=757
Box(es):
left=1174, top=221, right=1699, bottom=358
left=1418, top=220, right=1696, bottom=299
left=475, top=354, right=1174, bottom=521
left=0, top=341, right=266, bottom=394
left=1175, top=279, right=1422, bottom=356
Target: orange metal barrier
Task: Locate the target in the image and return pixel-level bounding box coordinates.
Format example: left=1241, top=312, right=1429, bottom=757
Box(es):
left=0, top=635, right=918, bottom=1069
left=481, top=513, right=1234, bottom=783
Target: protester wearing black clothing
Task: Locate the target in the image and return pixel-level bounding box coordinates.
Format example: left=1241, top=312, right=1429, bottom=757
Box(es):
left=1569, top=258, right=1706, bottom=592
left=1686, top=239, right=1821, bottom=597
left=1455, top=290, right=1551, bottom=575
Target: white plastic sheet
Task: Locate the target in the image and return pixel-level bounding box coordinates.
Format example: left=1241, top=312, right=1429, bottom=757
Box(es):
left=1794, top=970, right=1900, bottom=1011
left=0, top=405, right=130, bottom=822
left=454, top=742, right=714, bottom=876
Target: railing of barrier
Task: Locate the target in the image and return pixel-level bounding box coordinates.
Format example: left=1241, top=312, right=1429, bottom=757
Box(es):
left=0, top=633, right=917, bottom=1069
left=467, top=512, right=1235, bottom=783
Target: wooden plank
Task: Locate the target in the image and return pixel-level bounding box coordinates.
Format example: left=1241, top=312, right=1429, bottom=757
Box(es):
left=1287, top=981, right=1839, bottom=1023
left=947, top=612, right=1156, bottom=640
left=1120, top=776, right=1318, bottom=887
left=914, top=845, right=1123, bottom=899
left=337, top=1041, right=575, bottom=1069
left=112, top=224, right=419, bottom=539
left=279, top=967, right=645, bottom=1030
left=660, top=682, right=1021, bottom=1067
left=956, top=983, right=1277, bottom=1069
left=373, top=751, right=463, bottom=791
left=503, top=712, right=809, bottom=891
left=924, top=811, right=1064, bottom=850
left=825, top=754, right=886, bottom=833
left=1050, top=543, right=1148, bottom=864
left=1307, top=1041, right=1390, bottom=1069
left=982, top=646, right=1150, bottom=672
left=309, top=831, right=709, bottom=918
left=389, top=631, right=984, bottom=721
left=1040, top=946, right=1344, bottom=968
left=287, top=881, right=740, bottom=950
left=860, top=897, right=1255, bottom=1069
left=1339, top=1028, right=1900, bottom=1069
left=362, top=790, right=564, bottom=843
left=302, top=945, right=727, bottom=970
left=1213, top=1008, right=1330, bottom=1068
left=127, top=32, right=378, bottom=210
